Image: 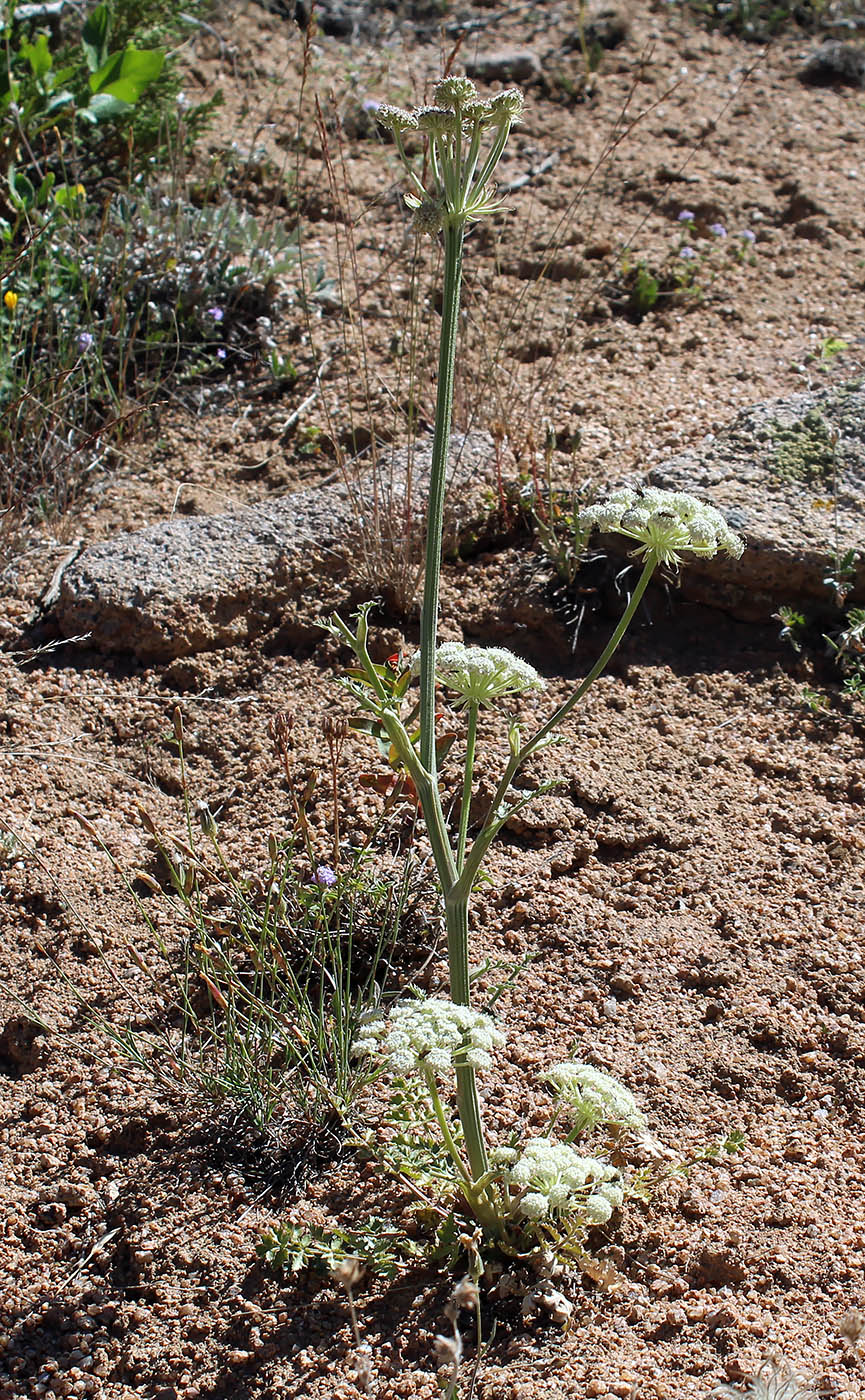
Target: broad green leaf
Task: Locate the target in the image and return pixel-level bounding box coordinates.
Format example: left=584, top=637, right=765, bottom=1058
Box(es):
left=89, top=46, right=164, bottom=99
left=96, top=77, right=144, bottom=105
left=82, top=91, right=133, bottom=122
left=8, top=166, right=36, bottom=211
left=81, top=4, right=111, bottom=72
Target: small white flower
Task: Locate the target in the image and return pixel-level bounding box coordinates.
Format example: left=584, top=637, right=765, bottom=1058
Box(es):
left=544, top=1062, right=646, bottom=1134
left=519, top=1191, right=550, bottom=1221
left=490, top=1145, right=519, bottom=1166
left=411, top=642, right=544, bottom=709
left=584, top=1193, right=613, bottom=1224
left=578, top=486, right=744, bottom=567
left=499, top=1136, right=623, bottom=1224
left=352, top=996, right=504, bottom=1077
left=376, top=103, right=419, bottom=132
left=488, top=87, right=525, bottom=123
left=415, top=105, right=459, bottom=135
left=433, top=75, right=478, bottom=107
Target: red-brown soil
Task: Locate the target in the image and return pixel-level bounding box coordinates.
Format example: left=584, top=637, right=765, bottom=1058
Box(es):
left=2, top=2, right=864, bottom=1397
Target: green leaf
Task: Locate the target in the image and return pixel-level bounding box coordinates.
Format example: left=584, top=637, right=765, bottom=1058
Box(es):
left=81, top=4, right=111, bottom=72
left=43, top=88, right=75, bottom=116
left=7, top=166, right=36, bottom=211
left=82, top=91, right=133, bottom=122
left=53, top=182, right=85, bottom=209
left=89, top=46, right=164, bottom=100
left=21, top=32, right=53, bottom=81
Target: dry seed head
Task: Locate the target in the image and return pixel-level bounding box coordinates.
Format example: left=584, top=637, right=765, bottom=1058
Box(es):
left=322, top=713, right=349, bottom=745
left=451, top=1275, right=479, bottom=1311
left=412, top=197, right=445, bottom=236
left=331, top=1256, right=365, bottom=1289
left=434, top=1332, right=462, bottom=1366
left=268, top=711, right=295, bottom=755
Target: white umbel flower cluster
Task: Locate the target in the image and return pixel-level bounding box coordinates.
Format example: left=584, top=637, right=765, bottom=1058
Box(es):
left=492, top=1137, right=624, bottom=1224
left=411, top=642, right=545, bottom=709
left=577, top=486, right=744, bottom=567
left=352, top=997, right=505, bottom=1076
left=544, top=1062, right=646, bottom=1135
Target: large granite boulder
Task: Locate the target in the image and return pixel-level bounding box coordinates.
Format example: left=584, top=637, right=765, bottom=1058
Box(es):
left=56, top=433, right=500, bottom=660
left=648, top=380, right=865, bottom=619
left=55, top=384, right=865, bottom=659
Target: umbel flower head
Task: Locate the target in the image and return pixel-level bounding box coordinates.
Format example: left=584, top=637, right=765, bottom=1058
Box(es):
left=545, top=1062, right=646, bottom=1135
left=410, top=642, right=544, bottom=709
left=376, top=76, right=524, bottom=234
left=578, top=486, right=744, bottom=568
left=352, top=996, right=505, bottom=1076
left=492, top=1137, right=624, bottom=1224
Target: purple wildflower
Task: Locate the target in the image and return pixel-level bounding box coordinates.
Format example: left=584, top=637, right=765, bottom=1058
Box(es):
left=314, top=864, right=337, bottom=888
left=709, top=222, right=727, bottom=238
left=362, top=97, right=381, bottom=112
left=679, top=245, right=697, bottom=260
left=740, top=229, right=756, bottom=243
left=77, top=331, right=94, bottom=352
left=678, top=209, right=695, bottom=222
left=216, top=347, right=227, bottom=360
left=205, top=306, right=224, bottom=321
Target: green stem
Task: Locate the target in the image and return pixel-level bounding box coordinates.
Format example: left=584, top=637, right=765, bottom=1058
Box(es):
left=424, top=1065, right=497, bottom=1229
left=524, top=554, right=657, bottom=756
left=444, top=899, right=489, bottom=1184
left=457, top=703, right=478, bottom=871
left=424, top=1066, right=472, bottom=1185
left=418, top=220, right=464, bottom=778
left=453, top=555, right=657, bottom=904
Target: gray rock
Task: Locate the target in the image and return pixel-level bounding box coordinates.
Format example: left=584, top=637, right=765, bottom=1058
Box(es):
left=565, top=5, right=630, bottom=52
left=800, top=41, right=865, bottom=89
left=465, top=50, right=542, bottom=84
left=55, top=387, right=865, bottom=657
left=647, top=381, right=865, bottom=620
left=56, top=433, right=499, bottom=660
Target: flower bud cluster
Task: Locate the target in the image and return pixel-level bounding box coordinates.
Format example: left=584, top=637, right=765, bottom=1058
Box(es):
left=410, top=642, right=544, bottom=709
left=376, top=76, right=524, bottom=233
left=578, top=486, right=744, bottom=567
left=352, top=996, right=505, bottom=1075
left=544, top=1062, right=646, bottom=1135
left=492, top=1137, right=624, bottom=1224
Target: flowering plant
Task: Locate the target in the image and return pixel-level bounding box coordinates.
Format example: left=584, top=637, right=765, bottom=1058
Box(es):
left=325, top=74, right=745, bottom=1254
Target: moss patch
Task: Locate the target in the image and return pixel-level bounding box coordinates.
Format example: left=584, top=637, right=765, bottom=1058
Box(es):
left=770, top=408, right=837, bottom=484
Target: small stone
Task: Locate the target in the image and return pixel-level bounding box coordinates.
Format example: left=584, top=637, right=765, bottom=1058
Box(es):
left=801, top=41, right=865, bottom=88
left=465, top=50, right=542, bottom=83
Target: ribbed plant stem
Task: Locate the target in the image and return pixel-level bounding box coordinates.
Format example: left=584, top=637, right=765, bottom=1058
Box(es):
left=419, top=221, right=464, bottom=777
left=445, top=898, right=489, bottom=1182
left=457, top=702, right=478, bottom=871
left=415, top=218, right=489, bottom=1189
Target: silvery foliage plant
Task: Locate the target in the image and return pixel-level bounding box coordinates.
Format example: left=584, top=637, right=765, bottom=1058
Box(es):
left=324, top=76, right=745, bottom=1253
